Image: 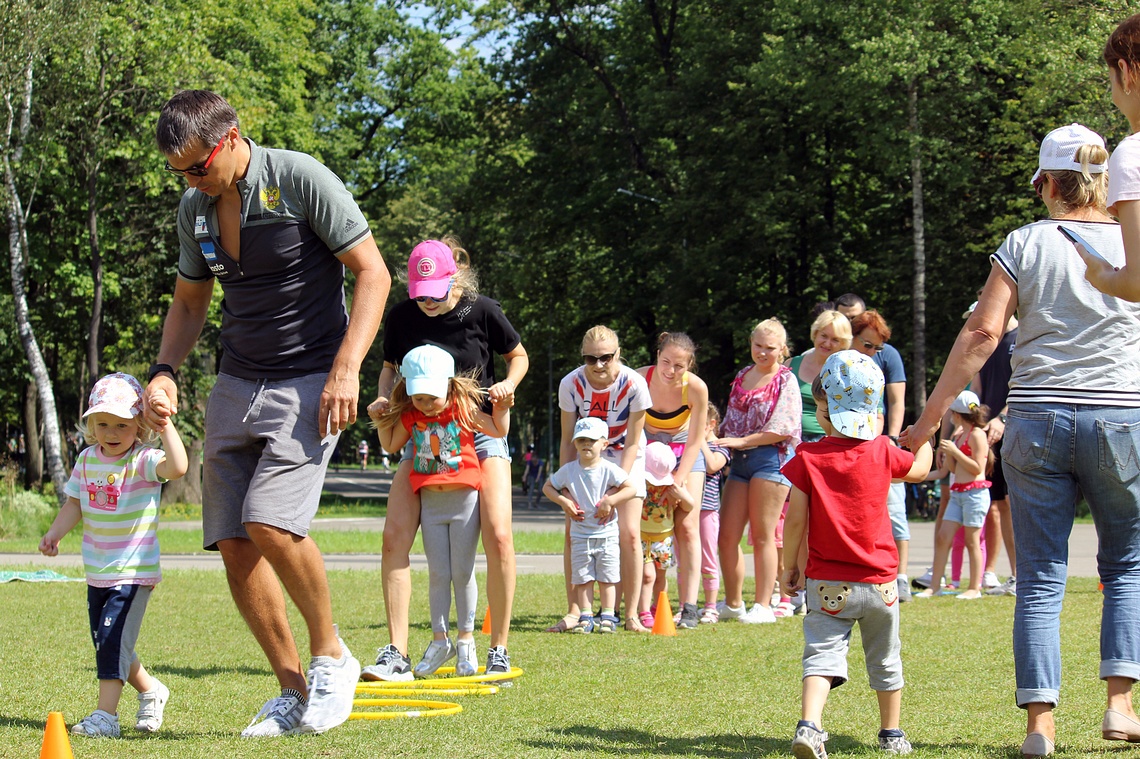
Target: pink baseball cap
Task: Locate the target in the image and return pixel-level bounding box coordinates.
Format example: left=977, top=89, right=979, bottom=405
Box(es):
left=407, top=240, right=458, bottom=300
left=644, top=441, right=677, bottom=486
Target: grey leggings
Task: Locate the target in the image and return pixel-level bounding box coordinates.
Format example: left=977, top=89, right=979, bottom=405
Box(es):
left=421, top=488, right=480, bottom=634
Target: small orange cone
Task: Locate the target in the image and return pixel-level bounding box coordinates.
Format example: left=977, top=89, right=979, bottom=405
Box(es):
left=40, top=712, right=74, bottom=759
left=651, top=591, right=676, bottom=636
left=481, top=606, right=492, bottom=635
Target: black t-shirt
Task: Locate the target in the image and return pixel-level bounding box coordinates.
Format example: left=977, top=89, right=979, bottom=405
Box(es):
left=383, top=295, right=521, bottom=391
left=978, top=328, right=1017, bottom=413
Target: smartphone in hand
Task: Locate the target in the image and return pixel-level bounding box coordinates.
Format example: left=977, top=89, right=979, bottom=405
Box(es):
left=1058, top=225, right=1111, bottom=265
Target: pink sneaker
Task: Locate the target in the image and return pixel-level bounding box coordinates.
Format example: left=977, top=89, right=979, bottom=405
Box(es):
left=639, top=611, right=654, bottom=628
left=772, top=599, right=796, bottom=618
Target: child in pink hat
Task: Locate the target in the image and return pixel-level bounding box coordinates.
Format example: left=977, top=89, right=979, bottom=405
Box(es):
left=635, top=441, right=696, bottom=628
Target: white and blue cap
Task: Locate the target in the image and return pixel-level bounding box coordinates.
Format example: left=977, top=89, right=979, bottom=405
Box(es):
left=573, top=416, right=609, bottom=441
left=820, top=350, right=884, bottom=441
left=400, top=344, right=455, bottom=399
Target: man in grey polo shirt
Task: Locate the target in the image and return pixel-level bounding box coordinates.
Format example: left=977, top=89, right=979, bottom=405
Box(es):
left=145, top=90, right=391, bottom=737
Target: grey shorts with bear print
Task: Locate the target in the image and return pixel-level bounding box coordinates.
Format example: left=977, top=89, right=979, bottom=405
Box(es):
left=801, top=577, right=903, bottom=691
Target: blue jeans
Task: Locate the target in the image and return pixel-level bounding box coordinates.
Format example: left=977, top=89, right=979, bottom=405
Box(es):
left=1003, top=403, right=1140, bottom=707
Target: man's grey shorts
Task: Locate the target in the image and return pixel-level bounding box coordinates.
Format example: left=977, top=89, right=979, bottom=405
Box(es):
left=202, top=373, right=340, bottom=550
left=571, top=534, right=621, bottom=585
left=802, top=577, right=904, bottom=692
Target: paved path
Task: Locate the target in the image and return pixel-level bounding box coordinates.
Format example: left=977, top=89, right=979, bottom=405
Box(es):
left=0, top=468, right=1102, bottom=578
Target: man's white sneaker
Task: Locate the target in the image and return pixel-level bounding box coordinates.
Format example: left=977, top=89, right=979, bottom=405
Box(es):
left=414, top=637, right=457, bottom=677
left=71, top=709, right=120, bottom=738
left=982, top=570, right=1001, bottom=589
left=135, top=679, right=169, bottom=732
left=716, top=600, right=748, bottom=620
left=361, top=643, right=413, bottom=682
left=241, top=690, right=306, bottom=737
left=297, top=637, right=361, bottom=735
left=456, top=639, right=478, bottom=677
left=741, top=603, right=777, bottom=624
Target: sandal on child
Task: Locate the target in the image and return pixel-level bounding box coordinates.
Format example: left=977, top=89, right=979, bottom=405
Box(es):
left=596, top=614, right=619, bottom=633
left=699, top=606, right=719, bottom=624
left=571, top=615, right=595, bottom=634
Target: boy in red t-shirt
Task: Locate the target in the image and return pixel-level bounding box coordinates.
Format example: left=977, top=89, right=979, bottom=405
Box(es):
left=780, top=351, right=932, bottom=759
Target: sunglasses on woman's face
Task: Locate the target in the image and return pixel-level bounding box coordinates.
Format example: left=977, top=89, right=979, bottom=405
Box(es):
left=582, top=353, right=616, bottom=366
left=860, top=338, right=885, bottom=353
left=414, top=278, right=455, bottom=303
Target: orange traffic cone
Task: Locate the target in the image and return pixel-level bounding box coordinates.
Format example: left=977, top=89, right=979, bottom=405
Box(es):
left=481, top=606, right=492, bottom=635
left=40, top=712, right=74, bottom=759
left=651, top=590, right=676, bottom=636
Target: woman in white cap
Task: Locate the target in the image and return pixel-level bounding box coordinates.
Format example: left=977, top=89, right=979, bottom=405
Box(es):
left=900, top=123, right=1140, bottom=757
left=364, top=236, right=528, bottom=681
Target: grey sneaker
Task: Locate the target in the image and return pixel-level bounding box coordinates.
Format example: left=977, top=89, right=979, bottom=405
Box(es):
left=456, top=638, right=478, bottom=677
left=297, top=637, right=361, bottom=734
left=361, top=644, right=413, bottom=682
left=896, top=576, right=912, bottom=603
left=911, top=567, right=933, bottom=590
left=677, top=602, right=700, bottom=629
left=241, top=690, right=306, bottom=737
left=71, top=709, right=120, bottom=738
left=716, top=600, right=748, bottom=620
left=878, top=729, right=913, bottom=754
left=413, top=637, right=456, bottom=678
left=486, top=646, right=511, bottom=676
left=792, top=721, right=829, bottom=759
left=135, top=679, right=169, bottom=732
left=987, top=576, right=1016, bottom=596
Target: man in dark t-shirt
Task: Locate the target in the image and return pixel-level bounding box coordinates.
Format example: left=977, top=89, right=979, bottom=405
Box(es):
left=144, top=90, right=391, bottom=737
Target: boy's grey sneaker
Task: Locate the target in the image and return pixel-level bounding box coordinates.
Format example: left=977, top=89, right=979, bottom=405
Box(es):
left=361, top=644, right=413, bottom=682
left=878, top=729, right=913, bottom=754
left=677, top=602, right=700, bottom=629
left=297, top=637, right=361, bottom=734
left=486, top=646, right=511, bottom=676
left=413, top=637, right=456, bottom=678
left=792, top=721, right=828, bottom=759
left=241, top=690, right=306, bottom=737
left=456, top=638, right=478, bottom=677
left=717, top=600, right=748, bottom=620
left=71, top=709, right=120, bottom=738
left=135, top=679, right=169, bottom=732
left=896, top=576, right=912, bottom=603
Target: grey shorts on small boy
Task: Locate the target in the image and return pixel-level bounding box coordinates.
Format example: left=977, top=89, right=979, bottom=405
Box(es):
left=571, top=534, right=620, bottom=585
left=802, top=577, right=903, bottom=691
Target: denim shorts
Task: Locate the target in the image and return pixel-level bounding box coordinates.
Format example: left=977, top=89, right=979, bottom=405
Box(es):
left=646, top=429, right=706, bottom=474
left=727, top=445, right=790, bottom=487
left=945, top=486, right=991, bottom=528
left=886, top=482, right=909, bottom=540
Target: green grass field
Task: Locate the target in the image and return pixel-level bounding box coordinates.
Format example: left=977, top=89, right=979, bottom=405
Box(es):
left=0, top=569, right=1118, bottom=758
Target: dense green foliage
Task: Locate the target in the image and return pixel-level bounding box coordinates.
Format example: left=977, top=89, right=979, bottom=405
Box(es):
left=0, top=0, right=1134, bottom=484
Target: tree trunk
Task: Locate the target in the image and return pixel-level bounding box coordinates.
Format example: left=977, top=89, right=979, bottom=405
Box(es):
left=86, top=167, right=103, bottom=379
left=909, top=78, right=927, bottom=419
left=4, top=55, right=68, bottom=499
left=22, top=380, right=42, bottom=488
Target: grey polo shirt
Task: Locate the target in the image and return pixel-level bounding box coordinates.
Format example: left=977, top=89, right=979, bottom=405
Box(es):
left=175, top=138, right=371, bottom=380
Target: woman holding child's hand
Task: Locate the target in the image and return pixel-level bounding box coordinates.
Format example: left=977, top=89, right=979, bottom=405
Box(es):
left=900, top=114, right=1140, bottom=757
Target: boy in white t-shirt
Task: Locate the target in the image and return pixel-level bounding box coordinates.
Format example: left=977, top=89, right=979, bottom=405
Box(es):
left=544, top=417, right=635, bottom=633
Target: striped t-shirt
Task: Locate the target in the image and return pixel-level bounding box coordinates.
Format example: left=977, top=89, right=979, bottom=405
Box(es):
left=64, top=443, right=167, bottom=587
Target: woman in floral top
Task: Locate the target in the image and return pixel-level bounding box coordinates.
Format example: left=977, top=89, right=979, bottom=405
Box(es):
left=715, top=318, right=802, bottom=624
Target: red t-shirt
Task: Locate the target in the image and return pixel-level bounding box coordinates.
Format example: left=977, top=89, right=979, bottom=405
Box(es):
left=781, top=436, right=914, bottom=584
left=401, top=408, right=482, bottom=493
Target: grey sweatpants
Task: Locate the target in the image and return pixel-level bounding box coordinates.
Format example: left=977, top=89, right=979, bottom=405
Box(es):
left=421, top=488, right=480, bottom=634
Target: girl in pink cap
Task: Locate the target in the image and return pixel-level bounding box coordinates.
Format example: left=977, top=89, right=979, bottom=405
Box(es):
left=39, top=373, right=188, bottom=738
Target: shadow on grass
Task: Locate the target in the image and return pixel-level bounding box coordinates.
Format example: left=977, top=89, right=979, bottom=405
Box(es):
left=523, top=724, right=794, bottom=756
left=157, top=664, right=269, bottom=679
left=0, top=714, right=48, bottom=730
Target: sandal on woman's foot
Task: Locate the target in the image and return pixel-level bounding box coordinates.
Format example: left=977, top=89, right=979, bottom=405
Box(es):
left=624, top=617, right=649, bottom=633
left=544, top=617, right=574, bottom=633
left=1021, top=732, right=1055, bottom=758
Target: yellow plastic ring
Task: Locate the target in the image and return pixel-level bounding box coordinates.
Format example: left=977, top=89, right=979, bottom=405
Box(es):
left=405, top=665, right=525, bottom=684
left=348, top=698, right=462, bottom=720
left=356, top=684, right=499, bottom=697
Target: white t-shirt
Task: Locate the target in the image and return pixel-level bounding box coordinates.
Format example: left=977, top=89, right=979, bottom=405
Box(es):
left=548, top=459, right=630, bottom=539
left=558, top=365, right=652, bottom=451
left=1108, top=132, right=1140, bottom=216
left=990, top=219, right=1140, bottom=405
